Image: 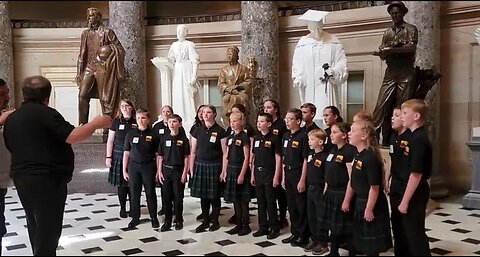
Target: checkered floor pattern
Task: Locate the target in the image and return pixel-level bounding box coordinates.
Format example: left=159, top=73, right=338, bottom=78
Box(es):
left=2, top=188, right=479, bottom=256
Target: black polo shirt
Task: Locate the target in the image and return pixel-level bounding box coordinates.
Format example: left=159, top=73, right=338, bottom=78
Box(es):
left=403, top=126, right=432, bottom=180
left=124, top=127, right=159, bottom=163
left=3, top=101, right=75, bottom=181
left=324, top=143, right=357, bottom=189
left=189, top=123, right=201, bottom=136
left=152, top=121, right=186, bottom=141
left=271, top=118, right=287, bottom=141
left=389, top=129, right=412, bottom=194
left=302, top=122, right=320, bottom=134
left=282, top=129, right=309, bottom=170
left=110, top=117, right=137, bottom=145
left=307, top=150, right=328, bottom=185
left=226, top=122, right=256, bottom=138
left=227, top=130, right=250, bottom=166
left=351, top=149, right=383, bottom=198
left=158, top=133, right=190, bottom=167
left=324, top=127, right=334, bottom=153
left=252, top=131, right=281, bottom=168
left=192, top=123, right=227, bottom=163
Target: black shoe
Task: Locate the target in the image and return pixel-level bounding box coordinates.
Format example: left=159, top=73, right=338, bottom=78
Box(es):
left=252, top=229, right=269, bottom=237
left=151, top=218, right=160, bottom=229
left=119, top=209, right=127, bottom=218
left=175, top=222, right=183, bottom=230
left=209, top=222, right=220, bottom=231
left=238, top=225, right=251, bottom=236
left=158, top=209, right=165, bottom=216
left=267, top=229, right=280, bottom=239
left=128, top=218, right=140, bottom=228
left=226, top=225, right=243, bottom=235
left=195, top=222, right=210, bottom=233
left=326, top=252, right=340, bottom=256
left=281, top=234, right=296, bottom=244
left=228, top=214, right=236, bottom=224
left=279, top=218, right=289, bottom=229
left=304, top=241, right=318, bottom=252
left=160, top=222, right=171, bottom=231
left=291, top=237, right=309, bottom=248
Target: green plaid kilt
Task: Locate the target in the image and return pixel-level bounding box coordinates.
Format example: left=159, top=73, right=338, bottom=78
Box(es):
left=353, top=195, right=393, bottom=254
left=190, top=162, right=223, bottom=200
left=224, top=164, right=251, bottom=203
left=108, top=144, right=129, bottom=187
left=324, top=188, right=353, bottom=236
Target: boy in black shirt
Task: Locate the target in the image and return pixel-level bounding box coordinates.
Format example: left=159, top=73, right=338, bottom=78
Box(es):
left=157, top=114, right=190, bottom=231
left=123, top=109, right=160, bottom=229
left=300, top=103, right=320, bottom=134
left=398, top=99, right=432, bottom=256
left=280, top=108, right=310, bottom=247
left=251, top=113, right=282, bottom=239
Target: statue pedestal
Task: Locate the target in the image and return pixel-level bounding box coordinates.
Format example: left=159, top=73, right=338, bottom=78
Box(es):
left=151, top=57, right=173, bottom=106
left=463, top=127, right=480, bottom=209
left=379, top=147, right=438, bottom=216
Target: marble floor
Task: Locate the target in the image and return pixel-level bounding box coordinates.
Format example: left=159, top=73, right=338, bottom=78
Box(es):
left=2, top=188, right=479, bottom=256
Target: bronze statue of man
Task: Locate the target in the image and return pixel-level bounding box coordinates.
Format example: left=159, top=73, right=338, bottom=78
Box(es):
left=76, top=7, right=125, bottom=125
left=372, top=1, right=418, bottom=145
left=217, top=46, right=251, bottom=126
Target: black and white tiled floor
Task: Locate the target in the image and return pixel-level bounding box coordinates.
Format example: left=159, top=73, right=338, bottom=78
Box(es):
left=2, top=188, right=480, bottom=256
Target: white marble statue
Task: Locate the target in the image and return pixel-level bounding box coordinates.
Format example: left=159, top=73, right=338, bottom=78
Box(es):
left=475, top=27, right=480, bottom=45
left=151, top=24, right=200, bottom=130
left=292, top=10, right=348, bottom=124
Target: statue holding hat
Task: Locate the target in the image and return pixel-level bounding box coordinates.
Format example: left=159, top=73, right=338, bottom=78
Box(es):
left=76, top=7, right=125, bottom=125
left=292, top=9, right=348, bottom=126
left=371, top=1, right=418, bottom=145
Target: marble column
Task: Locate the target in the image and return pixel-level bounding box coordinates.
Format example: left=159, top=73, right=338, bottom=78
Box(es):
left=405, top=1, right=448, bottom=199
left=109, top=1, right=147, bottom=109
left=241, top=1, right=279, bottom=121
left=0, top=1, right=14, bottom=106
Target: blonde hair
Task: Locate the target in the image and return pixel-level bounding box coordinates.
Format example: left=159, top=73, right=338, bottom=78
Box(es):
left=354, top=110, right=374, bottom=123
left=401, top=99, right=428, bottom=121
left=353, top=120, right=385, bottom=180
left=308, top=128, right=327, bottom=142
left=229, top=112, right=244, bottom=123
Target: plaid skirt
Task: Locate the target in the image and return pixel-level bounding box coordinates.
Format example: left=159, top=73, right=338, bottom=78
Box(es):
left=108, top=144, right=129, bottom=187
left=224, top=164, right=251, bottom=203
left=353, top=195, right=393, bottom=254
left=324, top=188, right=353, bottom=236
left=190, top=162, right=223, bottom=200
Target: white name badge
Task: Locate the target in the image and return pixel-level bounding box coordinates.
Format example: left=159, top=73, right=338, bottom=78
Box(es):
left=283, top=140, right=288, bottom=148
left=254, top=140, right=260, bottom=148
left=166, top=140, right=172, bottom=147
left=325, top=137, right=328, bottom=144
left=133, top=137, right=139, bottom=144
left=308, top=155, right=313, bottom=162
left=390, top=145, right=394, bottom=153
left=228, top=138, right=233, bottom=145
left=210, top=136, right=217, bottom=143
left=119, top=124, right=125, bottom=130
left=159, top=129, right=165, bottom=134
left=327, top=153, right=334, bottom=162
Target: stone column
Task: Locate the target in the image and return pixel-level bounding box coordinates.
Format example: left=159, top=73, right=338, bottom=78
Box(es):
left=405, top=1, right=448, bottom=199
left=0, top=1, right=14, bottom=106
left=241, top=1, right=279, bottom=120
left=109, top=1, right=147, bottom=109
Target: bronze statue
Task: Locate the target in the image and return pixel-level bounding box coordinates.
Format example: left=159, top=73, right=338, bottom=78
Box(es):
left=76, top=7, right=125, bottom=125
left=372, top=1, right=418, bottom=145
left=217, top=46, right=252, bottom=126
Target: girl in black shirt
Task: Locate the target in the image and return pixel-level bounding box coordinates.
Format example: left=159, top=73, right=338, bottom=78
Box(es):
left=322, top=106, right=343, bottom=153
left=324, top=122, right=356, bottom=256
left=105, top=99, right=136, bottom=218
left=221, top=112, right=252, bottom=236
left=348, top=120, right=392, bottom=256
left=189, top=105, right=228, bottom=233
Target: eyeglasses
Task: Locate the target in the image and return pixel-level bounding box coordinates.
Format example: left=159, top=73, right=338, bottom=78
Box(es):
left=284, top=117, right=296, bottom=122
